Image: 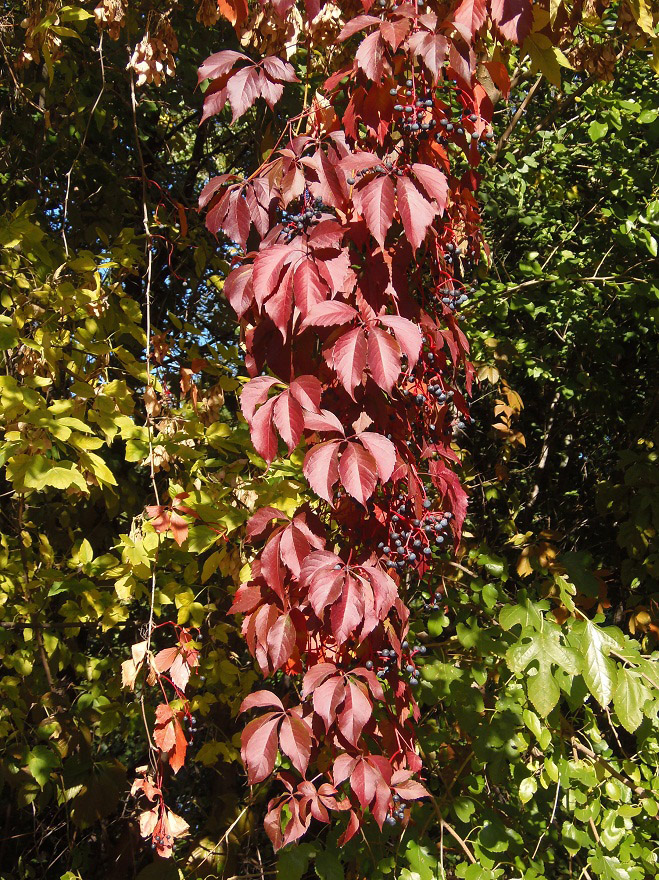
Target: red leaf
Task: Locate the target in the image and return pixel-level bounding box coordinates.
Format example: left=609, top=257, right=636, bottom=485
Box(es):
left=289, top=375, right=322, bottom=412
left=222, top=189, right=251, bottom=249
left=338, top=808, right=360, bottom=845
left=251, top=396, right=278, bottom=463
left=169, top=717, right=188, bottom=774
left=240, top=690, right=285, bottom=713
left=313, top=675, right=345, bottom=730
left=263, top=268, right=294, bottom=336
left=303, top=300, right=358, bottom=329
left=259, top=533, right=286, bottom=602
left=273, top=391, right=304, bottom=452
left=247, top=506, right=286, bottom=541
left=408, top=32, right=448, bottom=80
left=224, top=264, right=254, bottom=317
left=198, top=49, right=248, bottom=82
left=228, top=583, right=264, bottom=614
left=358, top=432, right=396, bottom=483
left=293, top=259, right=326, bottom=317
left=302, top=663, right=338, bottom=698
left=355, top=31, right=385, bottom=82
left=338, top=681, right=372, bottom=745
left=449, top=39, right=474, bottom=86
left=279, top=523, right=310, bottom=577
left=378, top=315, right=423, bottom=367
left=353, top=175, right=395, bottom=248
left=242, top=713, right=280, bottom=783
left=490, top=0, right=533, bottom=43
left=393, top=777, right=430, bottom=800
left=226, top=66, right=260, bottom=123
left=396, top=176, right=437, bottom=251
left=379, top=17, right=410, bottom=50
left=169, top=512, right=188, bottom=547
left=241, top=376, right=280, bottom=423
left=267, top=613, right=296, bottom=671
left=332, top=328, right=367, bottom=398
left=333, top=753, right=358, bottom=786
left=264, top=803, right=284, bottom=851
left=261, top=56, right=299, bottom=83
left=362, top=563, right=397, bottom=619
left=309, top=568, right=345, bottom=618
left=351, top=758, right=378, bottom=808
left=303, top=440, right=340, bottom=504
left=411, top=163, right=448, bottom=214
left=367, top=326, right=401, bottom=393
left=279, top=716, right=312, bottom=776
left=198, top=173, right=232, bottom=208
left=330, top=574, right=365, bottom=644
left=154, top=646, right=179, bottom=674
left=337, top=14, right=380, bottom=41
left=252, top=244, right=291, bottom=307
left=452, top=0, right=487, bottom=41
left=337, top=151, right=382, bottom=176
left=339, top=442, right=378, bottom=506
left=303, top=408, right=345, bottom=434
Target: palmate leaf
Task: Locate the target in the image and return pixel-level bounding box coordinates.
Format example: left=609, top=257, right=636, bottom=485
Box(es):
left=506, top=622, right=581, bottom=716
left=568, top=619, right=618, bottom=708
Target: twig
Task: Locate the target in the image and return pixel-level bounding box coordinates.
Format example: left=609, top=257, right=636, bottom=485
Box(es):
left=492, top=74, right=543, bottom=161
left=62, top=32, right=105, bottom=256
left=513, top=74, right=597, bottom=158
left=195, top=804, right=250, bottom=870
left=571, top=739, right=651, bottom=798
left=428, top=795, right=476, bottom=864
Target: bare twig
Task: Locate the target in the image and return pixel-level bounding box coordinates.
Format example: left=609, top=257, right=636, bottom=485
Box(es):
left=63, top=32, right=105, bottom=256
left=492, top=74, right=543, bottom=161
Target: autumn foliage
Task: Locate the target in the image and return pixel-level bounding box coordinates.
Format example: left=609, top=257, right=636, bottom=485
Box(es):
left=161, top=0, right=535, bottom=851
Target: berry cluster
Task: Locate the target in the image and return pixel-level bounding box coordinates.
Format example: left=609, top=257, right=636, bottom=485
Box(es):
left=437, top=283, right=471, bottom=314
left=151, top=830, right=174, bottom=851
left=365, top=640, right=427, bottom=686
left=390, top=74, right=495, bottom=150
left=380, top=492, right=453, bottom=574
left=185, top=713, right=197, bottom=744
left=280, top=190, right=327, bottom=241
left=385, top=794, right=406, bottom=825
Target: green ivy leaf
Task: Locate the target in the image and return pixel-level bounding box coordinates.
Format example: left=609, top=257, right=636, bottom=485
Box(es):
left=506, top=624, right=581, bottom=716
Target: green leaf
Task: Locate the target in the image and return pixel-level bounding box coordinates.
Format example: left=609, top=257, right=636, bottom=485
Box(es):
left=613, top=668, right=649, bottom=733
left=315, top=849, right=344, bottom=880
left=405, top=839, right=438, bottom=880
left=588, top=121, right=609, bottom=142
left=28, top=745, right=59, bottom=788
left=507, top=624, right=581, bottom=716
left=37, top=463, right=89, bottom=492
left=59, top=5, right=95, bottom=21
left=589, top=853, right=632, bottom=880
left=575, top=619, right=617, bottom=708
left=277, top=843, right=316, bottom=880
left=519, top=776, right=537, bottom=804
left=499, top=599, right=544, bottom=631
left=0, top=323, right=19, bottom=349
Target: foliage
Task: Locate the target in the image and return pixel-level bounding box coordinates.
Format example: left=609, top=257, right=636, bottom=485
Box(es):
left=0, top=1, right=658, bottom=880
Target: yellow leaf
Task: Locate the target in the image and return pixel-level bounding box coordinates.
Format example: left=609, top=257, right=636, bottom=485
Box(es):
left=523, top=33, right=573, bottom=88
left=629, top=0, right=654, bottom=35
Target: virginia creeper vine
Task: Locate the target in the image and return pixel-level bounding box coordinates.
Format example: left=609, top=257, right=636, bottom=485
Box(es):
left=134, top=0, right=534, bottom=854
